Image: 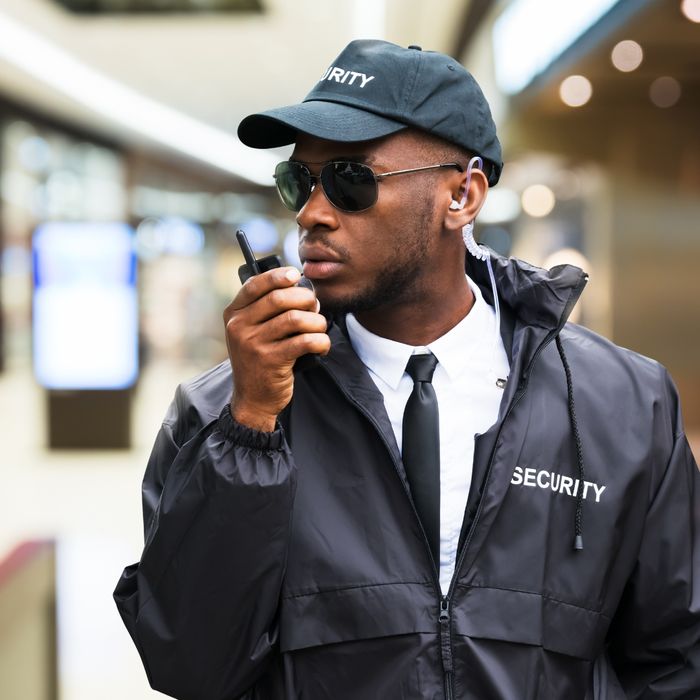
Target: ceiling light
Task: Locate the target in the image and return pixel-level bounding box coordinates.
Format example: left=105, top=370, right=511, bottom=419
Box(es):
left=649, top=76, right=682, bottom=108
left=0, top=11, right=278, bottom=186
left=492, top=0, right=620, bottom=94
left=559, top=75, right=593, bottom=107
left=681, top=0, right=700, bottom=22
left=611, top=40, right=643, bottom=72
left=521, top=184, right=555, bottom=217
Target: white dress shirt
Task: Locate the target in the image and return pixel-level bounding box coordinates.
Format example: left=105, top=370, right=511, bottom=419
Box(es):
left=345, top=277, right=510, bottom=593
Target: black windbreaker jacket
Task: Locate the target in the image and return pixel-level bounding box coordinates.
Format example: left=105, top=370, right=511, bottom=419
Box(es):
left=115, top=254, right=700, bottom=699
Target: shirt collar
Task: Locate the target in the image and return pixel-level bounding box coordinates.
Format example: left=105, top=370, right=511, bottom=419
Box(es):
left=345, top=313, right=415, bottom=390
left=345, top=276, right=497, bottom=388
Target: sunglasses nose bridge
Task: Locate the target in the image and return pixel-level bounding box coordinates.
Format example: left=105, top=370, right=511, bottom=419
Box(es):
left=308, top=172, right=321, bottom=195
left=308, top=166, right=340, bottom=211
left=296, top=170, right=338, bottom=222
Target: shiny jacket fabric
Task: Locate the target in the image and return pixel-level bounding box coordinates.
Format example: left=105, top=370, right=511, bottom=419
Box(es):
left=114, top=255, right=700, bottom=699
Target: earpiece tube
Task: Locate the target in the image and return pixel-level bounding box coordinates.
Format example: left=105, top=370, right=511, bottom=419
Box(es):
left=459, top=157, right=501, bottom=360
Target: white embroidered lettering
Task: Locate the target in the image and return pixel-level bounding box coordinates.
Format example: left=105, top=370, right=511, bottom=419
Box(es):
left=511, top=466, right=606, bottom=503
left=321, top=67, right=375, bottom=88
left=511, top=466, right=524, bottom=486
left=581, top=481, right=592, bottom=499
left=592, top=483, right=606, bottom=502
left=559, top=476, right=574, bottom=496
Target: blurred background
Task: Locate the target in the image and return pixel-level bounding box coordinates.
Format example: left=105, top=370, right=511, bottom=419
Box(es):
left=0, top=0, right=698, bottom=698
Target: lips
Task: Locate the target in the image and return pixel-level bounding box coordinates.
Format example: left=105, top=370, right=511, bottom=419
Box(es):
left=300, top=245, right=344, bottom=281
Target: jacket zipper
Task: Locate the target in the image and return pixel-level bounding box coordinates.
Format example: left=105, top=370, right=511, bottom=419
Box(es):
left=320, top=278, right=585, bottom=698
left=439, top=597, right=453, bottom=700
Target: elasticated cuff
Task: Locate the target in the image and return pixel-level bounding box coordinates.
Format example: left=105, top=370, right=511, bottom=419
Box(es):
left=217, top=404, right=285, bottom=451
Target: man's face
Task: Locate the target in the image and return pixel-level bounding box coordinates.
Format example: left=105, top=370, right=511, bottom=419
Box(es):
left=291, top=131, right=455, bottom=317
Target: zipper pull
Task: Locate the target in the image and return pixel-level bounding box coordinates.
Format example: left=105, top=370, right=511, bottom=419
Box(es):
left=439, top=596, right=450, bottom=623
left=439, top=596, right=453, bottom=675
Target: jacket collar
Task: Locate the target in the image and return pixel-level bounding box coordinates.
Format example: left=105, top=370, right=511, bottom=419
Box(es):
left=469, top=250, right=589, bottom=333
left=321, top=252, right=588, bottom=374
left=314, top=254, right=589, bottom=503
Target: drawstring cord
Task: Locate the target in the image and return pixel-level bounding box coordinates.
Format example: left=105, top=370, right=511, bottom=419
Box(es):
left=555, top=335, right=585, bottom=551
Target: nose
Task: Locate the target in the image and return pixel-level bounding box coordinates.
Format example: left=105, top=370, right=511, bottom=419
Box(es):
left=296, top=177, right=339, bottom=232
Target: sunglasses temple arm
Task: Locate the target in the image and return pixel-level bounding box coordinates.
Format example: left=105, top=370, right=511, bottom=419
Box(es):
left=376, top=162, right=463, bottom=179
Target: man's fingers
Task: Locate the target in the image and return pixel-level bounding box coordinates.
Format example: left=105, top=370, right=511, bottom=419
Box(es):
left=231, top=266, right=301, bottom=310
left=256, top=286, right=318, bottom=322
left=265, top=309, right=327, bottom=339
left=280, top=332, right=332, bottom=361
left=226, top=269, right=320, bottom=325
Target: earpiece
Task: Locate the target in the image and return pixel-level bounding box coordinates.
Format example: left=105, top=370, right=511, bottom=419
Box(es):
left=457, top=156, right=486, bottom=261
left=450, top=156, right=483, bottom=212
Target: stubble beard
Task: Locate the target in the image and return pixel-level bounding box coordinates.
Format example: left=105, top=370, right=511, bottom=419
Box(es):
left=319, top=203, right=435, bottom=317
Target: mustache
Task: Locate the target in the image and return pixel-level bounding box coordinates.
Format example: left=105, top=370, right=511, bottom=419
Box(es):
left=298, top=230, right=351, bottom=261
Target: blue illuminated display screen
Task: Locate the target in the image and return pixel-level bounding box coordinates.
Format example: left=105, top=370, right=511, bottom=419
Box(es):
left=32, top=222, right=138, bottom=390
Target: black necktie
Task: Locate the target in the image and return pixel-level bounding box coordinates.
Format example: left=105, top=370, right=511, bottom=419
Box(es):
left=402, top=352, right=440, bottom=567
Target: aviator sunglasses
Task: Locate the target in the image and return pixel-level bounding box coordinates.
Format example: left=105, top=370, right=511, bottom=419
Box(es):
left=274, top=160, right=464, bottom=213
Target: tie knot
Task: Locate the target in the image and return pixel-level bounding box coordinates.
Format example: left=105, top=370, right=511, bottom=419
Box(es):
left=405, top=352, right=438, bottom=384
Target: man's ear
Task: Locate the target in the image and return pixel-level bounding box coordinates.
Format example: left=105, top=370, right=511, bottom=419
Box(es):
left=443, top=167, right=489, bottom=231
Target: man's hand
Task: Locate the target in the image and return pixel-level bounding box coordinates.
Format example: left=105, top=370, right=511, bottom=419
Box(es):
left=224, top=267, right=331, bottom=432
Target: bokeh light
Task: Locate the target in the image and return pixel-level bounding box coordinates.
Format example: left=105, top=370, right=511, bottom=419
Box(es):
left=559, top=75, right=593, bottom=107
left=611, top=40, right=643, bottom=72
left=521, top=184, right=556, bottom=217
left=681, top=0, right=700, bottom=22
left=649, top=76, right=682, bottom=107
left=479, top=187, right=521, bottom=223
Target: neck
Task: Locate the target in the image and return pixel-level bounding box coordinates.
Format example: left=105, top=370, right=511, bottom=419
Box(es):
left=354, top=276, right=475, bottom=345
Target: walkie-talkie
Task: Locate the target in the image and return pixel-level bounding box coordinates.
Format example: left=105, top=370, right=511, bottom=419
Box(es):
left=234, top=229, right=321, bottom=372
left=236, top=229, right=283, bottom=284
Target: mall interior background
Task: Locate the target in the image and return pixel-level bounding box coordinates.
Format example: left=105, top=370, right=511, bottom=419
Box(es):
left=0, top=1, right=698, bottom=698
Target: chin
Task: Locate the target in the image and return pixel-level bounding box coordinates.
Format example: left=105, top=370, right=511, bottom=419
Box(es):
left=319, top=292, right=384, bottom=317
left=316, top=267, right=415, bottom=317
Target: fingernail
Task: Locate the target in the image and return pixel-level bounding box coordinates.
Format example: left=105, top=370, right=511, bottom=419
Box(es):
left=315, top=299, right=321, bottom=313
left=285, top=268, right=300, bottom=282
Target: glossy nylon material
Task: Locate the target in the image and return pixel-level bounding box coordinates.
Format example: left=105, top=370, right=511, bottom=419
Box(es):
left=114, top=253, right=700, bottom=699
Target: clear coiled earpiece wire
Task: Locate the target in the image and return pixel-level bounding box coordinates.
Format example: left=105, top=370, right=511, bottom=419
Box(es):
left=452, top=156, right=502, bottom=377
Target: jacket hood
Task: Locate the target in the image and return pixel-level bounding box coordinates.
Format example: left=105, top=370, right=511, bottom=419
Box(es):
left=469, top=250, right=588, bottom=331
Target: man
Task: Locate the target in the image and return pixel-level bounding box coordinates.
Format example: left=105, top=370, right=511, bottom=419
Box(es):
left=115, top=40, right=700, bottom=699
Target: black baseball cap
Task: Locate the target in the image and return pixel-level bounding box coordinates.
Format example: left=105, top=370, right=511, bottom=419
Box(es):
left=238, top=40, right=503, bottom=186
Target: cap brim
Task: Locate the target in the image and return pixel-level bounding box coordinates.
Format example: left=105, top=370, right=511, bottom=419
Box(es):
left=238, top=100, right=407, bottom=149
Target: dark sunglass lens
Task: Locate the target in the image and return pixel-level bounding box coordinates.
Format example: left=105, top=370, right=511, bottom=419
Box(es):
left=323, top=162, right=377, bottom=212
left=274, top=162, right=311, bottom=211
